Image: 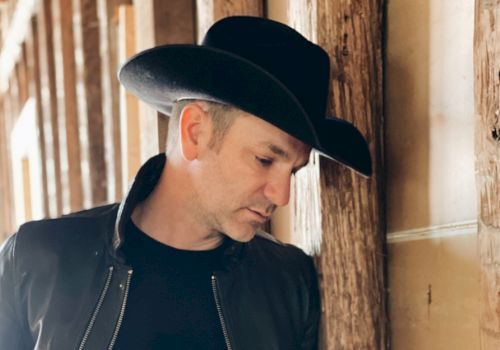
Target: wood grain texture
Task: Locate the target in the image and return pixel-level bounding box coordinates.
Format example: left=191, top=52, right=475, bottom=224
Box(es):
left=75, top=0, right=107, bottom=205
left=0, top=95, right=15, bottom=238
left=290, top=0, right=387, bottom=349
left=117, top=4, right=140, bottom=189
left=99, top=0, right=126, bottom=201
left=38, top=0, right=63, bottom=216
left=55, top=0, right=84, bottom=211
left=474, top=1, right=500, bottom=348
left=27, top=16, right=49, bottom=217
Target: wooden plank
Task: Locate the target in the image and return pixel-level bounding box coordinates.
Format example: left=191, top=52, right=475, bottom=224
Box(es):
left=21, top=157, right=33, bottom=221
left=118, top=4, right=140, bottom=191
left=37, top=0, right=63, bottom=216
left=288, top=1, right=388, bottom=349
left=51, top=0, right=70, bottom=213
left=74, top=0, right=107, bottom=205
left=0, top=95, right=15, bottom=239
left=98, top=0, right=129, bottom=201
left=133, top=0, right=195, bottom=159
left=474, top=1, right=500, bottom=349
left=18, top=42, right=29, bottom=106
left=26, top=15, right=49, bottom=217
left=196, top=0, right=263, bottom=42
left=52, top=0, right=84, bottom=212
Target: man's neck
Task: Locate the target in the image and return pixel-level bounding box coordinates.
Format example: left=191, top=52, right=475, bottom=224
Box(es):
left=130, top=160, right=225, bottom=251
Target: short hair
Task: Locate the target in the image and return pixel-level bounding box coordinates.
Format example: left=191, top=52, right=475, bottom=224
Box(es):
left=166, top=99, right=239, bottom=156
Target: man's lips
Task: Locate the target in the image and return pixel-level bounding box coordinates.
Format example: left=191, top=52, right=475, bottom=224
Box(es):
left=246, top=208, right=271, bottom=222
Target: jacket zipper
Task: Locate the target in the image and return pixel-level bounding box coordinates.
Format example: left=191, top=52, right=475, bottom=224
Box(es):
left=78, top=265, right=114, bottom=350
left=211, top=274, right=233, bottom=350
left=108, top=269, right=133, bottom=350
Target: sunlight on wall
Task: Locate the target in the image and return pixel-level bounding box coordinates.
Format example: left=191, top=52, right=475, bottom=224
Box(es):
left=10, top=98, right=44, bottom=226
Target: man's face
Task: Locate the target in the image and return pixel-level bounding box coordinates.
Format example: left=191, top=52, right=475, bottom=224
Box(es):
left=189, top=111, right=311, bottom=242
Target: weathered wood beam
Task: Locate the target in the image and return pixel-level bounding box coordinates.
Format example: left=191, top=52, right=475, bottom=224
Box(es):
left=17, top=43, right=29, bottom=106
left=0, top=95, right=15, bottom=238
left=133, top=0, right=195, bottom=159
left=73, top=0, right=107, bottom=205
left=26, top=15, right=49, bottom=217
left=117, top=4, right=140, bottom=191
left=98, top=0, right=130, bottom=201
left=37, top=0, right=63, bottom=216
left=289, top=1, right=388, bottom=349
left=51, top=0, right=84, bottom=212
left=474, top=1, right=500, bottom=349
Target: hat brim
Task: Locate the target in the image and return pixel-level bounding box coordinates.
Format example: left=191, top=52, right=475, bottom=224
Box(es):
left=118, top=44, right=372, bottom=176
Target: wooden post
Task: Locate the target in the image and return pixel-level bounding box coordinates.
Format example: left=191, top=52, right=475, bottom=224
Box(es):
left=51, top=0, right=84, bottom=212
left=25, top=15, right=49, bottom=218
left=133, top=0, right=195, bottom=160
left=17, top=43, right=29, bottom=106
left=73, top=0, right=107, bottom=205
left=474, top=2, right=500, bottom=349
left=118, top=4, right=140, bottom=191
left=37, top=0, right=63, bottom=216
left=0, top=95, right=15, bottom=238
left=289, top=1, right=388, bottom=349
left=98, top=0, right=130, bottom=201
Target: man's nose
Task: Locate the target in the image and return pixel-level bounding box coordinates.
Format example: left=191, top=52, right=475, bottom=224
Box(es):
left=264, top=174, right=292, bottom=207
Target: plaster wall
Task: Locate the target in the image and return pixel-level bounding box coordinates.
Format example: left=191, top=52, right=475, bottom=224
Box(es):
left=385, top=0, right=479, bottom=348
left=386, top=0, right=476, bottom=232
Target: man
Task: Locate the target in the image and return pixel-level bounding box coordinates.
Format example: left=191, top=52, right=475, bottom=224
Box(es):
left=0, top=16, right=371, bottom=349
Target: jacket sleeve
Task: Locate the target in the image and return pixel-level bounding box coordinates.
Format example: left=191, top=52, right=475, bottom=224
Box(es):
left=0, top=233, right=28, bottom=349
left=301, top=256, right=321, bottom=350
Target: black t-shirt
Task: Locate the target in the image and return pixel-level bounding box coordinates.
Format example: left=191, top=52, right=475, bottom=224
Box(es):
left=112, top=219, right=228, bottom=350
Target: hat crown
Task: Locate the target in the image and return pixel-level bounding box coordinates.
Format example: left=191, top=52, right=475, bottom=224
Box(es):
left=201, top=17, right=330, bottom=126
left=202, top=16, right=308, bottom=49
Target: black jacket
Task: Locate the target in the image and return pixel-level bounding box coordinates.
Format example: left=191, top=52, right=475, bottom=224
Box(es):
left=0, top=154, right=320, bottom=349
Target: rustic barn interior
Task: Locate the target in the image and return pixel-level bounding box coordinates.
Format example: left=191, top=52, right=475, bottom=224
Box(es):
left=0, top=0, right=493, bottom=349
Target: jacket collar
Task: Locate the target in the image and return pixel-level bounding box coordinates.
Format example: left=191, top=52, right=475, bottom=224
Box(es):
left=110, top=153, right=244, bottom=265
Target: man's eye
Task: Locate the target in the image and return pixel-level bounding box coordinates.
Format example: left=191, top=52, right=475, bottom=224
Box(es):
left=256, top=156, right=273, bottom=167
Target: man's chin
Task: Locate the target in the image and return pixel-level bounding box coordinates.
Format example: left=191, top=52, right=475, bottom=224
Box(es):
left=224, top=224, right=261, bottom=243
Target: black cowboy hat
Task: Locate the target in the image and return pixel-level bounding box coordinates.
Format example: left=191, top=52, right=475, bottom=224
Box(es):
left=118, top=16, right=372, bottom=176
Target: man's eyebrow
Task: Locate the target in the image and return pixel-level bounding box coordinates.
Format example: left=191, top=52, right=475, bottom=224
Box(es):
left=267, top=143, right=290, bottom=160
left=263, top=142, right=310, bottom=170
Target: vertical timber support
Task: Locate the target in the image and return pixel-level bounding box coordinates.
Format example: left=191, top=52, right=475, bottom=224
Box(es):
left=474, top=2, right=500, bottom=349
left=0, top=95, right=14, bottom=238
left=27, top=16, right=50, bottom=217
left=118, top=4, right=139, bottom=192
left=133, top=0, right=195, bottom=160
left=289, top=1, right=388, bottom=349
left=52, top=0, right=84, bottom=212
left=38, top=0, right=63, bottom=216
left=98, top=0, right=130, bottom=201
left=74, top=0, right=107, bottom=205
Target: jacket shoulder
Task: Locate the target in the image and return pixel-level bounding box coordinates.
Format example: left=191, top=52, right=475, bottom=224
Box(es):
left=14, top=203, right=119, bottom=262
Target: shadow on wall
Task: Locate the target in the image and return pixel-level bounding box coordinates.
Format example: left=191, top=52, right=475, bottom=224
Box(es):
left=385, top=0, right=431, bottom=232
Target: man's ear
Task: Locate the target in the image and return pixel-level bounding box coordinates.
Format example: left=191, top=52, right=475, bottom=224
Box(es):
left=179, top=103, right=209, bottom=161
